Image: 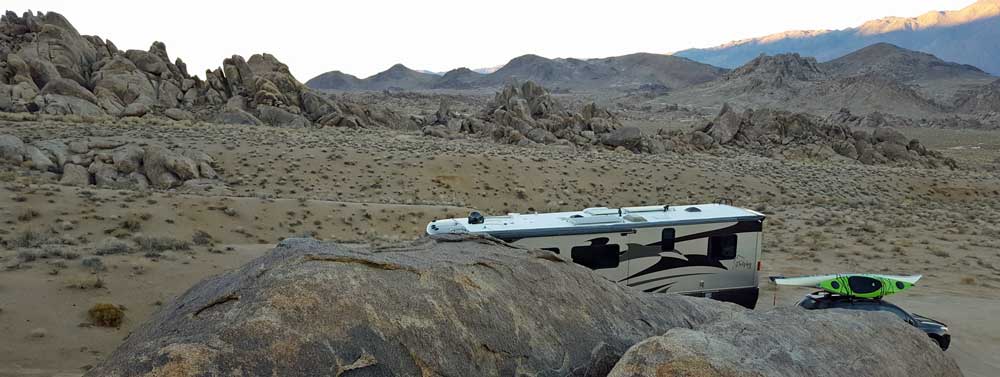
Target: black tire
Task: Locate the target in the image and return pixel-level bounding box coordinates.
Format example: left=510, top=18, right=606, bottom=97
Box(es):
left=929, top=335, right=948, bottom=351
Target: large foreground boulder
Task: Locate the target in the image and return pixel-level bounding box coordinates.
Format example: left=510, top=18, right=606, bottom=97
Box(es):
left=609, top=307, right=960, bottom=377
left=88, top=237, right=961, bottom=377
left=88, top=236, right=732, bottom=376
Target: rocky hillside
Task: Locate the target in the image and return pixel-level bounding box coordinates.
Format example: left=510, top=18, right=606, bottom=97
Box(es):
left=953, top=78, right=1000, bottom=113
left=86, top=236, right=960, bottom=376
left=306, top=53, right=725, bottom=92
left=822, top=43, right=990, bottom=82
left=661, top=46, right=992, bottom=120
left=0, top=11, right=409, bottom=129
left=676, top=0, right=1000, bottom=75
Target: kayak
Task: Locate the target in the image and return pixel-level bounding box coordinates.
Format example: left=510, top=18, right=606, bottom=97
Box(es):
left=770, top=274, right=921, bottom=298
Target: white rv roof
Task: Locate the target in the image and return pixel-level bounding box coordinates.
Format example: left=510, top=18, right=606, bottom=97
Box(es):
left=426, top=203, right=764, bottom=239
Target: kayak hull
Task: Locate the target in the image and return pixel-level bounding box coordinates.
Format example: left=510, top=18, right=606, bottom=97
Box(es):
left=771, top=274, right=920, bottom=298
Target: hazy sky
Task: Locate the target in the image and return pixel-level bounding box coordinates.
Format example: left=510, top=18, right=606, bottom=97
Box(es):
left=4, top=0, right=975, bottom=80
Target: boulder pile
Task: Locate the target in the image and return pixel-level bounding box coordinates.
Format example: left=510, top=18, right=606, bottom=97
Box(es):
left=722, top=53, right=826, bottom=91
left=0, top=133, right=219, bottom=189
left=0, top=11, right=408, bottom=129
left=87, top=236, right=960, bottom=377
left=688, top=104, right=957, bottom=168
left=423, top=81, right=671, bottom=153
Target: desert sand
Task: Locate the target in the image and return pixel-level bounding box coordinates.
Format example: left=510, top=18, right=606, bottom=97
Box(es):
left=1, top=111, right=998, bottom=376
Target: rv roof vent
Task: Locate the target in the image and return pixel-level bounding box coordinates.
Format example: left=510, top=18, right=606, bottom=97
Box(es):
left=622, top=205, right=668, bottom=214
left=623, top=214, right=647, bottom=222
left=468, top=211, right=485, bottom=224
left=685, top=206, right=702, bottom=212
left=567, top=215, right=623, bottom=225
left=583, top=207, right=618, bottom=216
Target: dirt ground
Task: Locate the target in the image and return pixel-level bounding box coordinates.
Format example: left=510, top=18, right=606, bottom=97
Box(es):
left=1, top=114, right=998, bottom=376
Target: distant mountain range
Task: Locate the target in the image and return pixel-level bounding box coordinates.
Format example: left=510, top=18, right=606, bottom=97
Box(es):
left=415, top=66, right=500, bottom=76
left=658, top=43, right=996, bottom=119
left=676, top=0, right=1000, bottom=75
left=303, top=0, right=1000, bottom=120
left=306, top=53, right=725, bottom=91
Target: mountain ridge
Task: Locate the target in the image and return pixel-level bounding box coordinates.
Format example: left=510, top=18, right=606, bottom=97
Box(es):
left=675, top=0, right=1000, bottom=75
left=305, top=53, right=726, bottom=91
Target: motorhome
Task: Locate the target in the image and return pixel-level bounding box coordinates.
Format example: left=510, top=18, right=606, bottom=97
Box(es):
left=426, top=203, right=765, bottom=308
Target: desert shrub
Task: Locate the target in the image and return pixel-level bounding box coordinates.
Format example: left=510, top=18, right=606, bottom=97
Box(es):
left=0, top=170, right=16, bottom=182
left=960, top=276, right=976, bottom=285
left=119, top=213, right=150, bottom=233
left=81, top=256, right=105, bottom=271
left=16, top=208, right=39, bottom=221
left=10, top=230, right=50, bottom=248
left=930, top=249, right=951, bottom=258
left=133, top=235, right=191, bottom=252
left=66, top=274, right=104, bottom=289
left=16, top=249, right=38, bottom=262
left=39, top=244, right=67, bottom=258
left=191, top=230, right=213, bottom=246
left=87, top=303, right=124, bottom=327
left=95, top=238, right=130, bottom=255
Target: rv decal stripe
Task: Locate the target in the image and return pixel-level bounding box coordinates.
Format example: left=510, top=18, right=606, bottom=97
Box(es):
left=643, top=282, right=676, bottom=293
left=648, top=220, right=762, bottom=246
left=622, top=254, right=728, bottom=281
left=627, top=272, right=719, bottom=287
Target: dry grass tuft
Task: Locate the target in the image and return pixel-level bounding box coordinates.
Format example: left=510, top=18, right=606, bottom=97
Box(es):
left=87, top=303, right=124, bottom=327
left=134, top=235, right=191, bottom=252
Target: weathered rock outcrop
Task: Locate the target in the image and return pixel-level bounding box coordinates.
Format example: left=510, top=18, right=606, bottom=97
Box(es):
left=953, top=79, right=1000, bottom=114
left=728, top=53, right=826, bottom=83
left=609, top=307, right=960, bottom=377
left=692, top=105, right=956, bottom=168
left=423, top=81, right=667, bottom=152
left=87, top=236, right=733, bottom=376
left=88, top=237, right=961, bottom=377
left=0, top=134, right=223, bottom=188
left=0, top=11, right=409, bottom=129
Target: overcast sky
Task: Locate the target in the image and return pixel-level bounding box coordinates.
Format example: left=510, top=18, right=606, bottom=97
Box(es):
left=4, top=0, right=975, bottom=81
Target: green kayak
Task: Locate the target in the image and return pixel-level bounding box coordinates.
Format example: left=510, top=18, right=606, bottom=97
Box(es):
left=770, top=274, right=921, bottom=299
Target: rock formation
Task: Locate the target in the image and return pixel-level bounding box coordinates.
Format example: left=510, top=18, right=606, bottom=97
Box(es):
left=953, top=78, right=1000, bottom=114
left=692, top=105, right=957, bottom=168
left=0, top=11, right=408, bottom=129
left=609, top=306, right=960, bottom=377
left=87, top=236, right=960, bottom=376
left=423, top=81, right=671, bottom=153
left=86, top=236, right=733, bottom=376
left=725, top=53, right=826, bottom=89
left=1, top=133, right=220, bottom=189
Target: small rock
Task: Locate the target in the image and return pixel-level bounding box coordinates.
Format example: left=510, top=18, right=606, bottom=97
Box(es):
left=29, top=328, right=47, bottom=338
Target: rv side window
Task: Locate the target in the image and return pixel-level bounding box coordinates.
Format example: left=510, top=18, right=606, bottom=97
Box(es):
left=571, top=244, right=620, bottom=269
left=661, top=228, right=675, bottom=251
left=708, top=235, right=738, bottom=260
